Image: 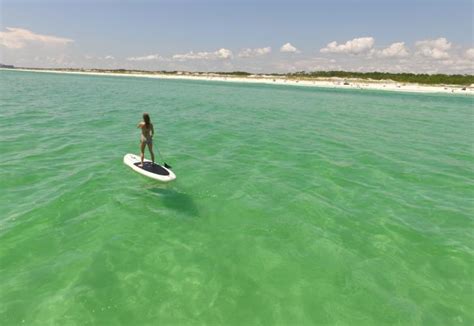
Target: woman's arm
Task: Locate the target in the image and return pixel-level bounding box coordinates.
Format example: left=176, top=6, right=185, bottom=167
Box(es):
left=151, top=124, right=155, bottom=137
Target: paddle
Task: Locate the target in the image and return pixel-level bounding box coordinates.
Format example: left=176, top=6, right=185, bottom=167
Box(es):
left=156, top=146, right=172, bottom=169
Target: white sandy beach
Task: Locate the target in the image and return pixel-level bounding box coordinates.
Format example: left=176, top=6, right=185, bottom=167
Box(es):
left=4, top=68, right=474, bottom=95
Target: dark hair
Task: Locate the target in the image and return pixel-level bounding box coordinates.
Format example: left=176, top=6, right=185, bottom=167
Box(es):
left=143, top=113, right=151, bottom=127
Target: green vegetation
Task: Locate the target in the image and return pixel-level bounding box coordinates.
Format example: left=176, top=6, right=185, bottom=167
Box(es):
left=215, top=71, right=251, bottom=76
left=287, top=71, right=474, bottom=86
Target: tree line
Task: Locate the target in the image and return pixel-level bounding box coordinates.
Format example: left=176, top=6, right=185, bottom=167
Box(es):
left=286, top=71, right=474, bottom=86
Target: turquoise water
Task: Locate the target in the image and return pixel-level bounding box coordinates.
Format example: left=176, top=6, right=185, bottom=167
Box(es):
left=0, top=70, right=473, bottom=325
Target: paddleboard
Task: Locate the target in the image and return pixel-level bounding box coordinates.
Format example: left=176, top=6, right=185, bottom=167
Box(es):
left=123, top=153, right=176, bottom=182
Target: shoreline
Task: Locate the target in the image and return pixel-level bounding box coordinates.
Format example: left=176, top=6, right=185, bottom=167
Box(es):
left=2, top=68, right=473, bottom=95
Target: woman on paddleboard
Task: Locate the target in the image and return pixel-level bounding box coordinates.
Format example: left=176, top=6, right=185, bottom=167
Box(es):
left=137, top=113, right=155, bottom=166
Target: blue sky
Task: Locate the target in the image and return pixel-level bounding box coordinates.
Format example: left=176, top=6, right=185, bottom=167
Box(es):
left=1, top=0, right=473, bottom=73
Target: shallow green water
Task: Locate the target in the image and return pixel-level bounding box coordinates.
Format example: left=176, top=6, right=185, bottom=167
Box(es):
left=0, top=70, right=473, bottom=325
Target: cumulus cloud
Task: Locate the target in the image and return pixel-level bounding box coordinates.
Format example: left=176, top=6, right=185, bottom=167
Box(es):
left=438, top=58, right=473, bottom=72
left=415, top=37, right=451, bottom=59
left=465, top=48, right=474, bottom=59
left=172, top=48, right=233, bottom=61
left=375, top=42, right=409, bottom=58
left=320, top=37, right=374, bottom=54
left=238, top=47, right=271, bottom=58
left=280, top=43, right=299, bottom=53
left=285, top=57, right=342, bottom=72
left=104, top=55, right=115, bottom=60
left=0, top=27, right=73, bottom=49
left=126, top=54, right=163, bottom=61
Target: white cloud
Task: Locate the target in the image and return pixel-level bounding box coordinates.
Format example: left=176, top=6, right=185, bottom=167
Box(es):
left=415, top=37, right=451, bottom=59
left=320, top=37, right=374, bottom=54
left=126, top=54, right=163, bottom=61
left=375, top=42, right=409, bottom=58
left=441, top=59, right=454, bottom=66
left=439, top=58, right=473, bottom=72
left=104, top=55, right=115, bottom=60
left=238, top=47, right=271, bottom=58
left=172, top=48, right=233, bottom=61
left=0, top=27, right=73, bottom=49
left=280, top=43, right=299, bottom=53
left=286, top=57, right=341, bottom=72
left=465, top=48, right=474, bottom=59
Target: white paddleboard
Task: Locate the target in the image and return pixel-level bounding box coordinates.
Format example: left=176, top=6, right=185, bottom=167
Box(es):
left=123, top=153, right=176, bottom=182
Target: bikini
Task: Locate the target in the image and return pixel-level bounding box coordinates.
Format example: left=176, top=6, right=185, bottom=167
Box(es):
left=141, top=125, right=153, bottom=145
left=141, top=134, right=152, bottom=145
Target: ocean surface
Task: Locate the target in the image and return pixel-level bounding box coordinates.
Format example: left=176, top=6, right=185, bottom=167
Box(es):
left=0, top=70, right=473, bottom=325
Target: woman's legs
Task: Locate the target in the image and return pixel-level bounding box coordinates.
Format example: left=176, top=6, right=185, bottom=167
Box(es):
left=139, top=141, right=146, bottom=166
left=147, top=142, right=155, bottom=163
